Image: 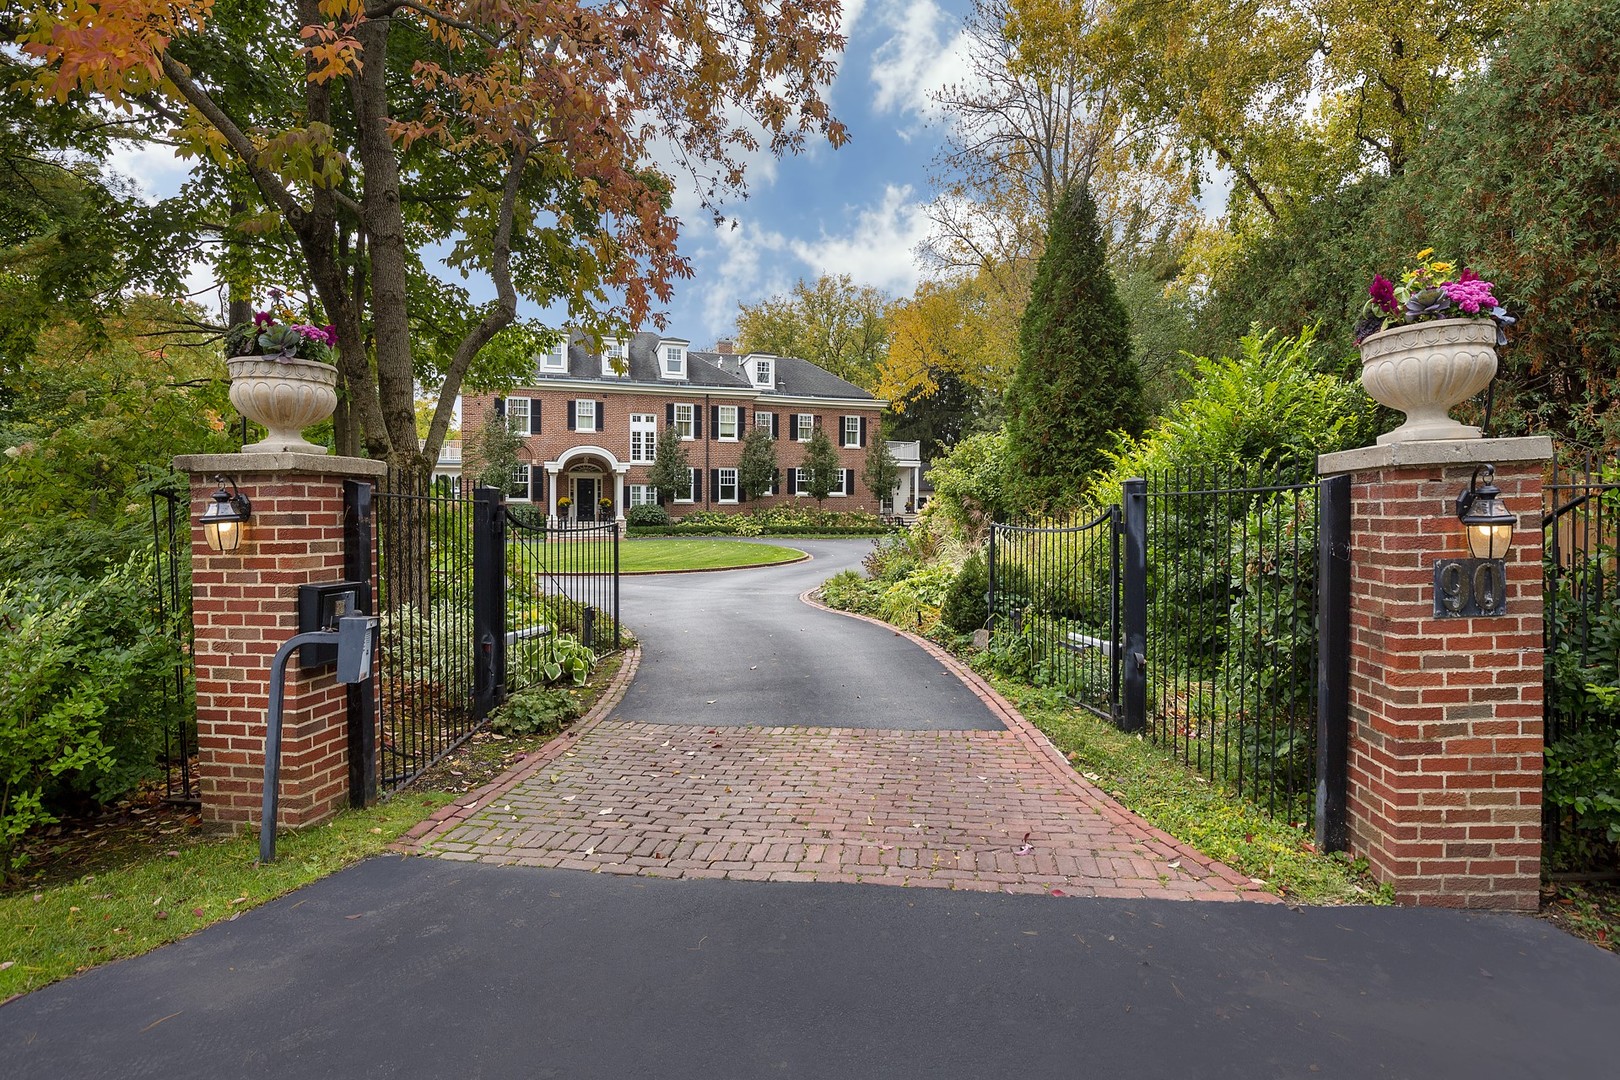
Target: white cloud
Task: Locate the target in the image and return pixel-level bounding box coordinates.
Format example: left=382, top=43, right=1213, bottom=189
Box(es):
left=105, top=139, right=193, bottom=204
left=867, top=0, right=974, bottom=125
left=788, top=183, right=931, bottom=296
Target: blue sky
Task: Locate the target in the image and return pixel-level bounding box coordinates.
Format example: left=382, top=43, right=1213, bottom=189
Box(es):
left=114, top=1, right=978, bottom=348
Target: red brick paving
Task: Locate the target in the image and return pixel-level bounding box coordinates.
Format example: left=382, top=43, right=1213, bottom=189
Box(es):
left=402, top=628, right=1276, bottom=902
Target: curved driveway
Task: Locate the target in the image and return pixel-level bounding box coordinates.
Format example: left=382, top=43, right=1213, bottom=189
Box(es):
left=616, top=539, right=1001, bottom=729
left=415, top=538, right=1262, bottom=899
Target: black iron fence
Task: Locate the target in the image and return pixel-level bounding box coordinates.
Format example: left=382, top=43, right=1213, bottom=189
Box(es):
left=370, top=479, right=621, bottom=790
left=989, top=470, right=1349, bottom=836
left=1543, top=450, right=1620, bottom=866
left=148, top=481, right=198, bottom=805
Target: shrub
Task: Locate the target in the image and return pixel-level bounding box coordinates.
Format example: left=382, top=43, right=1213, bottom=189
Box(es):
left=489, top=688, right=583, bottom=736
left=942, top=552, right=990, bottom=634
left=818, top=569, right=882, bottom=616
left=625, top=503, right=670, bottom=526
left=509, top=632, right=597, bottom=691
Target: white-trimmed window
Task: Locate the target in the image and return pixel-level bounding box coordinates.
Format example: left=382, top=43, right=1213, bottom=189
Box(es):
left=661, top=340, right=688, bottom=379
left=842, top=415, right=861, bottom=448
left=601, top=338, right=628, bottom=377
left=673, top=403, right=695, bottom=440
left=717, top=405, right=739, bottom=441
left=749, top=354, right=774, bottom=387
left=831, top=468, right=852, bottom=497
left=506, top=397, right=533, bottom=435
left=795, top=413, right=814, bottom=442
left=629, top=484, right=658, bottom=507
left=790, top=467, right=806, bottom=496
left=573, top=399, right=597, bottom=432
left=538, top=342, right=567, bottom=372
left=717, top=468, right=738, bottom=504
left=754, top=410, right=773, bottom=434
left=630, top=413, right=657, bottom=464
left=509, top=464, right=531, bottom=501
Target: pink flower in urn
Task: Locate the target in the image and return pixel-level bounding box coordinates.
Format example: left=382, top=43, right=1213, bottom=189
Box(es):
left=1441, top=278, right=1499, bottom=315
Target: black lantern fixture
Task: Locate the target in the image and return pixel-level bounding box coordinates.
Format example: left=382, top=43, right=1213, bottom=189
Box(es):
left=1454, top=463, right=1515, bottom=560
left=200, top=476, right=252, bottom=553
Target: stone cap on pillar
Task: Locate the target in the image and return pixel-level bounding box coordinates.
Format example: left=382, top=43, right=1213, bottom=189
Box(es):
left=1318, top=436, right=1554, bottom=478
left=173, top=453, right=389, bottom=479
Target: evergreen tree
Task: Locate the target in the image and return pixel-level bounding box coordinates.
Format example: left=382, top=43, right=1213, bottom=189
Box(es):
left=472, top=413, right=527, bottom=491
left=737, top=427, right=778, bottom=501
left=1004, top=183, right=1144, bottom=512
left=803, top=425, right=842, bottom=506
left=863, top=433, right=900, bottom=509
left=647, top=430, right=692, bottom=503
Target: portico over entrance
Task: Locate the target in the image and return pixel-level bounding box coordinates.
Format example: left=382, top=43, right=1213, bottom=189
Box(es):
left=543, top=445, right=629, bottom=525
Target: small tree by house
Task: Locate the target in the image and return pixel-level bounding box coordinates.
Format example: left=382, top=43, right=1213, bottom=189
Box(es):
left=863, top=435, right=899, bottom=511
left=738, top=427, right=778, bottom=502
left=647, top=430, right=693, bottom=503
left=472, top=413, right=527, bottom=492
left=803, top=424, right=842, bottom=505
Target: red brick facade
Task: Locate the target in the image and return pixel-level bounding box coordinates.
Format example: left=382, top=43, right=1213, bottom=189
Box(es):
left=1323, top=439, right=1550, bottom=910
left=177, top=455, right=385, bottom=833
left=461, top=388, right=885, bottom=516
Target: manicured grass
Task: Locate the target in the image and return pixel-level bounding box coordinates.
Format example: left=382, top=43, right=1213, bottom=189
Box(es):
left=0, top=793, right=455, bottom=1000
left=980, top=675, right=1392, bottom=906
left=617, top=538, right=805, bottom=573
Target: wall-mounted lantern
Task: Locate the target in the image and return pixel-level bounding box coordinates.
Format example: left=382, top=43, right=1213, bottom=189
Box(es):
left=1435, top=463, right=1512, bottom=618
left=200, top=476, right=252, bottom=553
left=1455, top=464, right=1516, bottom=560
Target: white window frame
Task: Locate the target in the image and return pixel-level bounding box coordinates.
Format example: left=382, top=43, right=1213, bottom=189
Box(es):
left=675, top=467, right=698, bottom=504
left=574, top=399, right=597, bottom=432
left=509, top=464, right=532, bottom=502
left=717, top=467, right=739, bottom=504
left=795, top=413, right=814, bottom=442
left=717, top=405, right=739, bottom=441
left=792, top=467, right=808, bottom=497
left=601, top=338, right=628, bottom=378
left=661, top=341, right=688, bottom=379
left=506, top=397, right=532, bottom=435
left=842, top=415, right=860, bottom=448
left=629, top=484, right=658, bottom=507
left=538, top=343, right=567, bottom=372
left=754, top=410, right=773, bottom=434
left=673, top=403, right=695, bottom=440
left=751, top=355, right=774, bottom=387
left=629, top=413, right=657, bottom=464
left=831, top=468, right=850, bottom=497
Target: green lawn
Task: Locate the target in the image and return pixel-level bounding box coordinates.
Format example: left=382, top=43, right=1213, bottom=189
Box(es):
left=616, top=538, right=805, bottom=573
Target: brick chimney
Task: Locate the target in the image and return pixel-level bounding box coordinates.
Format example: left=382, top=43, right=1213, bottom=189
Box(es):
left=714, top=338, right=736, bottom=354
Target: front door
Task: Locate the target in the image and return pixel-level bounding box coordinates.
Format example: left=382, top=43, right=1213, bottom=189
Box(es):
left=573, top=476, right=599, bottom=521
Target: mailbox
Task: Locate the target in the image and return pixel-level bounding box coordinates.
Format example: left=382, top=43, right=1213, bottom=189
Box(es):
left=335, top=614, right=378, bottom=685
left=296, top=580, right=371, bottom=668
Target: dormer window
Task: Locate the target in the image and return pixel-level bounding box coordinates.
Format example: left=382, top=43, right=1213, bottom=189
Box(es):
left=745, top=353, right=775, bottom=389
left=538, top=341, right=567, bottom=373
left=660, top=339, right=688, bottom=380
left=601, top=338, right=628, bottom=378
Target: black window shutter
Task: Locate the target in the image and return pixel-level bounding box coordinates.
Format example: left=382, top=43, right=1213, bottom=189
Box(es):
left=771, top=468, right=780, bottom=494
left=772, top=413, right=780, bottom=439
left=665, top=403, right=675, bottom=426
left=859, top=417, right=867, bottom=447
left=530, top=402, right=541, bottom=435
left=566, top=400, right=577, bottom=431
left=494, top=397, right=506, bottom=418
left=692, top=470, right=702, bottom=501
left=710, top=405, right=719, bottom=434
left=530, top=471, right=542, bottom=501
left=710, top=469, right=720, bottom=498
left=694, top=408, right=703, bottom=439
left=845, top=468, right=855, bottom=495
left=596, top=400, right=605, bottom=432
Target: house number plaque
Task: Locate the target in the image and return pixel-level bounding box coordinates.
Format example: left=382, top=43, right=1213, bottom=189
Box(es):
left=1433, top=558, right=1508, bottom=618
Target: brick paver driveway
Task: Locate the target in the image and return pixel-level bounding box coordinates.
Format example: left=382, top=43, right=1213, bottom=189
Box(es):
left=405, top=540, right=1271, bottom=901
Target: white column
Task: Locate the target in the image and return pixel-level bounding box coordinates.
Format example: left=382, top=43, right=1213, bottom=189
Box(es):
left=613, top=469, right=626, bottom=519
left=546, top=465, right=560, bottom=525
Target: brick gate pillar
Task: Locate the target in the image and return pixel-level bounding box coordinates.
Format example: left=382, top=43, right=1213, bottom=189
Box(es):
left=1318, top=437, right=1552, bottom=909
left=173, top=453, right=387, bottom=833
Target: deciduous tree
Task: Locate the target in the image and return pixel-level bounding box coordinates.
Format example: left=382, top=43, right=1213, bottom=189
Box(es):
left=802, top=425, right=841, bottom=506
left=734, top=275, right=891, bottom=391
left=737, top=426, right=778, bottom=502
left=648, top=431, right=692, bottom=504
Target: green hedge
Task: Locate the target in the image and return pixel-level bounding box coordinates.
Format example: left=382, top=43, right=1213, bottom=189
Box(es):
left=627, top=524, right=890, bottom=538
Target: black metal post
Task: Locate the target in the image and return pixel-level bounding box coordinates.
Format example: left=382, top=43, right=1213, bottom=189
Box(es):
left=472, top=487, right=507, bottom=721
left=1121, top=478, right=1148, bottom=732
left=343, top=479, right=377, bottom=808
left=1315, top=473, right=1353, bottom=853
left=986, top=525, right=998, bottom=632
left=1110, top=504, right=1123, bottom=723
left=612, top=523, right=621, bottom=649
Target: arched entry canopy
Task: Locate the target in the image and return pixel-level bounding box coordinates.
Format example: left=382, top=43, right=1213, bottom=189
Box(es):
left=543, top=445, right=629, bottom=523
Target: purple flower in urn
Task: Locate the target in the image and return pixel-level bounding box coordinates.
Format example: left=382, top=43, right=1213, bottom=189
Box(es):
left=1368, top=274, right=1399, bottom=315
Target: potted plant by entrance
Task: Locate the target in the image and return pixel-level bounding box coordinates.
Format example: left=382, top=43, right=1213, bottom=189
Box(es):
left=599, top=497, right=613, bottom=517
left=1353, top=251, right=1516, bottom=445
left=557, top=496, right=573, bottom=518
left=223, top=306, right=339, bottom=455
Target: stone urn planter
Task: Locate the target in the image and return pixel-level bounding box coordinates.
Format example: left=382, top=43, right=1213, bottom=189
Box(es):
left=227, top=356, right=339, bottom=454
left=1358, top=318, right=1498, bottom=444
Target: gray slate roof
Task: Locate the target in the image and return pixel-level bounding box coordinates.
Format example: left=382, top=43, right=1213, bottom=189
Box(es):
left=538, top=331, right=876, bottom=401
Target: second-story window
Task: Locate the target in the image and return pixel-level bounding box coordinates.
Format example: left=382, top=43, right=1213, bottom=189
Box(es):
left=571, top=399, right=598, bottom=432
left=506, top=397, right=533, bottom=435
left=717, top=405, right=739, bottom=441
left=673, top=403, right=695, bottom=440
left=795, top=413, right=814, bottom=442
left=842, top=415, right=861, bottom=448
left=630, top=413, right=656, bottom=463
